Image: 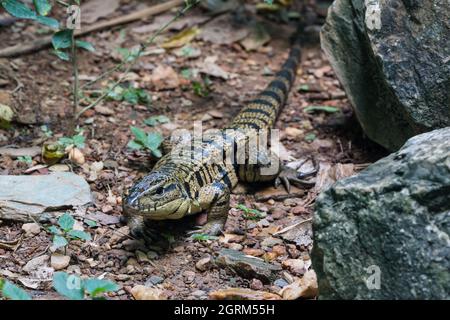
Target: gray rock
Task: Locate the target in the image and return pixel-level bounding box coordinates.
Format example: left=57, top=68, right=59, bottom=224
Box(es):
left=146, top=275, right=164, bottom=286
left=0, top=173, right=92, bottom=222
left=321, top=0, right=450, bottom=151
left=274, top=278, right=289, bottom=288
left=216, top=249, right=282, bottom=283
left=312, top=128, right=450, bottom=299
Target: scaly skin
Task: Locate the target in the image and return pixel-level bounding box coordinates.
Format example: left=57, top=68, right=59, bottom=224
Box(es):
left=123, top=36, right=303, bottom=238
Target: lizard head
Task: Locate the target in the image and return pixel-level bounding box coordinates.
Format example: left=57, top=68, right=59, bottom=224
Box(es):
left=123, top=170, right=190, bottom=220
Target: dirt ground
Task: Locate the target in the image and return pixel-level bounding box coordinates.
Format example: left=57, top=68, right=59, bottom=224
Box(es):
left=0, top=0, right=386, bottom=300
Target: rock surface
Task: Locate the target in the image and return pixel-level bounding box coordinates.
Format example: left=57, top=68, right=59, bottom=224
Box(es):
left=321, top=0, right=450, bottom=150
left=0, top=173, right=92, bottom=222
left=216, top=249, right=282, bottom=283
left=312, top=128, right=450, bottom=299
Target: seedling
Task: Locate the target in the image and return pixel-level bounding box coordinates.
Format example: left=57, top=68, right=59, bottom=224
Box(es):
left=191, top=233, right=219, bottom=242
left=53, top=272, right=119, bottom=300
left=144, top=115, right=170, bottom=127
left=17, top=156, right=32, bottom=165
left=128, top=126, right=163, bottom=158
left=237, top=204, right=266, bottom=221
left=0, top=278, right=31, bottom=300
left=48, top=212, right=92, bottom=252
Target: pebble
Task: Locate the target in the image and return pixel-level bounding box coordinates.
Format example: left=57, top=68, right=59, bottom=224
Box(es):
left=261, top=237, right=283, bottom=248
left=183, top=270, right=196, bottom=283
left=282, top=259, right=306, bottom=276
left=146, top=275, right=164, bottom=286
left=250, top=278, right=264, bottom=291
left=51, top=254, right=71, bottom=270
left=21, top=223, right=41, bottom=237
left=272, top=245, right=287, bottom=257
left=136, top=250, right=150, bottom=263
left=191, top=290, right=207, bottom=298
left=274, top=278, right=289, bottom=288
left=195, top=256, right=213, bottom=272
left=227, top=243, right=243, bottom=251
left=243, top=248, right=265, bottom=257
left=291, top=205, right=308, bottom=215
left=269, top=208, right=286, bottom=220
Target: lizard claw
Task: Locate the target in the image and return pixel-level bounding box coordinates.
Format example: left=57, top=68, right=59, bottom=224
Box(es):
left=275, top=166, right=315, bottom=193
left=187, top=222, right=224, bottom=237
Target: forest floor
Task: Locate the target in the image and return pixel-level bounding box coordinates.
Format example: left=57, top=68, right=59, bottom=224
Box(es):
left=0, top=1, right=386, bottom=299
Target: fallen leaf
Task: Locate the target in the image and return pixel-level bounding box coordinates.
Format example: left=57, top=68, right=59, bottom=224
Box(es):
left=81, top=0, right=120, bottom=24
left=197, top=56, right=234, bottom=80
left=161, top=27, right=200, bottom=49
left=240, top=24, right=271, bottom=51
left=150, top=65, right=180, bottom=90
left=199, top=14, right=249, bottom=45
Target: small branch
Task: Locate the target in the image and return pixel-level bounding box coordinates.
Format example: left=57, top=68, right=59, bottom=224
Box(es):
left=76, top=0, right=201, bottom=119
left=70, top=28, right=79, bottom=134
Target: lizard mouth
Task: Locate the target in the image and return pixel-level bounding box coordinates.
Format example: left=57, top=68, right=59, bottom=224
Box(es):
left=123, top=198, right=189, bottom=220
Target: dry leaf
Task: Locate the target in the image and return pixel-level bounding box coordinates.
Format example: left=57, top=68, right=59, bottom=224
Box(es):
left=161, top=27, right=200, bottom=49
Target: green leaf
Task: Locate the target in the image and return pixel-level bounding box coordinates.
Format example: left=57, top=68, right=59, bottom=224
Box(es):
left=304, top=133, right=316, bottom=142
left=17, top=155, right=32, bottom=164
left=67, top=230, right=92, bottom=241
left=127, top=139, right=143, bottom=150
left=53, top=50, right=69, bottom=61
left=1, top=0, right=37, bottom=19
left=52, top=29, right=73, bottom=50
left=2, top=281, right=32, bottom=300
left=146, top=132, right=163, bottom=150
left=48, top=225, right=62, bottom=235
left=130, top=126, right=147, bottom=144
left=84, top=278, right=119, bottom=298
left=304, top=105, right=340, bottom=114
left=191, top=233, right=218, bottom=242
left=33, top=0, right=51, bottom=16
left=58, top=213, right=74, bottom=231
left=84, top=219, right=97, bottom=227
left=53, top=272, right=84, bottom=300
left=76, top=40, right=95, bottom=52
left=35, top=15, right=58, bottom=29
left=144, top=115, right=170, bottom=127
left=52, top=235, right=68, bottom=249
left=71, top=134, right=85, bottom=148
left=123, top=90, right=138, bottom=105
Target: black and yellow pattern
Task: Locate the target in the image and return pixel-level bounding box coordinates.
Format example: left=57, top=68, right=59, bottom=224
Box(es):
left=123, top=33, right=303, bottom=237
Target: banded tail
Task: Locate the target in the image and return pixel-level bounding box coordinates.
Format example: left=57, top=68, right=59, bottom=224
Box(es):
left=229, top=37, right=302, bottom=130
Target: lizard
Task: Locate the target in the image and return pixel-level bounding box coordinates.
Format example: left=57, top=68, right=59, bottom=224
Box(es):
left=123, top=29, right=306, bottom=239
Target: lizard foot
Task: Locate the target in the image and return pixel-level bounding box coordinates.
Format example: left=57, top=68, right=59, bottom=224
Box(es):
left=187, top=222, right=224, bottom=237
left=275, top=166, right=316, bottom=193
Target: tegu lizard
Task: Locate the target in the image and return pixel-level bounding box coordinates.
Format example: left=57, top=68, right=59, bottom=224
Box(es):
left=123, top=30, right=306, bottom=239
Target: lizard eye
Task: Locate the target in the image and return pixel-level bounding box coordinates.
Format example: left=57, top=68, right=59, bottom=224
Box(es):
left=155, top=187, right=164, bottom=195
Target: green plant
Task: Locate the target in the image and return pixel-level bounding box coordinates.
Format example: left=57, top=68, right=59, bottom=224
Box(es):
left=0, top=278, right=32, bottom=300
left=58, top=131, right=85, bottom=149
left=40, top=125, right=53, bottom=137
left=190, top=233, right=219, bottom=242
left=17, top=155, right=32, bottom=164
left=106, top=85, right=151, bottom=107
left=53, top=272, right=119, bottom=300
left=144, top=115, right=170, bottom=127
left=304, top=133, right=316, bottom=142
left=48, top=212, right=92, bottom=251
left=237, top=204, right=266, bottom=220
left=192, top=79, right=210, bottom=97
left=127, top=126, right=163, bottom=158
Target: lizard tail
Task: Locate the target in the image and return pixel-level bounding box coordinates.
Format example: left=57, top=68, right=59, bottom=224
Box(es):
left=229, top=30, right=302, bottom=131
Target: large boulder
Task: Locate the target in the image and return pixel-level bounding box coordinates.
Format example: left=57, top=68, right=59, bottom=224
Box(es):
left=311, top=128, right=450, bottom=299
left=321, top=0, right=450, bottom=151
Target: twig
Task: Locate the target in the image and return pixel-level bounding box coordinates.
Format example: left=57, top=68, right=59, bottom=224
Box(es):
left=75, top=0, right=201, bottom=119
left=273, top=218, right=313, bottom=236
left=0, top=0, right=185, bottom=58
left=70, top=26, right=79, bottom=135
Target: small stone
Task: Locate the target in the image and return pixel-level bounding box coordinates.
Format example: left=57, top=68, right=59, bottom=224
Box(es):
left=136, top=250, right=150, bottom=263
left=195, top=256, right=213, bottom=272
left=191, top=290, right=207, bottom=298
left=183, top=270, right=196, bottom=283
left=291, top=205, right=308, bottom=215
left=250, top=278, right=264, bottom=291
left=131, top=285, right=167, bottom=300
left=109, top=226, right=130, bottom=244
left=21, top=223, right=41, bottom=237
left=261, top=237, right=283, bottom=248
left=146, top=275, right=164, bottom=286
left=270, top=208, right=286, bottom=220
left=102, top=204, right=113, bottom=213
left=272, top=245, right=287, bottom=257
left=280, top=270, right=318, bottom=300
left=51, top=254, right=71, bottom=270
left=147, top=251, right=159, bottom=260
left=227, top=243, right=243, bottom=251
left=274, top=278, right=289, bottom=288
left=173, top=246, right=184, bottom=253
left=282, top=259, right=306, bottom=276
left=243, top=248, right=265, bottom=257
left=285, top=127, right=303, bottom=138
left=209, top=288, right=281, bottom=300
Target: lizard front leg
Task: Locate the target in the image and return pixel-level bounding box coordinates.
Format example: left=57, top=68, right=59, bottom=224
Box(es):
left=189, top=181, right=230, bottom=236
